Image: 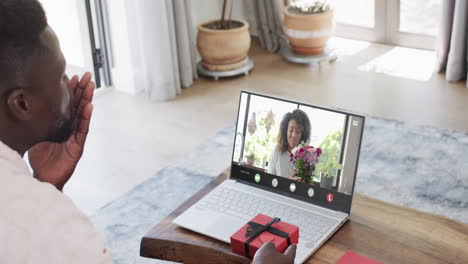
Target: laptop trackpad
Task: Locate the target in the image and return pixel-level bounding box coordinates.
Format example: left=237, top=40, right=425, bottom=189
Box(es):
left=210, top=214, right=246, bottom=240
left=174, top=207, right=247, bottom=243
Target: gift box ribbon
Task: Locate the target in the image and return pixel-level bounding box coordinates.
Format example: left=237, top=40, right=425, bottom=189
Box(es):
left=244, top=217, right=291, bottom=259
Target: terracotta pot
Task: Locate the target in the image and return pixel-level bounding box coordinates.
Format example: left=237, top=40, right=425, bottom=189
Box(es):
left=197, top=19, right=251, bottom=71
left=283, top=8, right=334, bottom=55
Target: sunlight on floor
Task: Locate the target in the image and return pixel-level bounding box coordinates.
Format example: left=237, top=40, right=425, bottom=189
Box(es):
left=358, top=46, right=436, bottom=81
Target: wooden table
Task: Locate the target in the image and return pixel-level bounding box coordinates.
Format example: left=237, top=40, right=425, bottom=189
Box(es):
left=140, top=170, right=468, bottom=264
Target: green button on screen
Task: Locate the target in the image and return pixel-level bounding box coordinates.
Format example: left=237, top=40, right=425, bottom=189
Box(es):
left=254, top=173, right=261, bottom=183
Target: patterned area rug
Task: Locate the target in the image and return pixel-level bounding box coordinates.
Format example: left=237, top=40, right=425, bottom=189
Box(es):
left=91, top=117, right=468, bottom=264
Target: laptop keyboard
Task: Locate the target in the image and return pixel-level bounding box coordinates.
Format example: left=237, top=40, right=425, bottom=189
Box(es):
left=198, top=186, right=339, bottom=242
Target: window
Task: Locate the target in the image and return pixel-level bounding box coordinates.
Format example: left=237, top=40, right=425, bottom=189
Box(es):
left=332, top=0, right=442, bottom=50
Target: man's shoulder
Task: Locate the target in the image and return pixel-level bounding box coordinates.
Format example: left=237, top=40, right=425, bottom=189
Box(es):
left=0, top=169, right=86, bottom=229
left=0, top=170, right=111, bottom=264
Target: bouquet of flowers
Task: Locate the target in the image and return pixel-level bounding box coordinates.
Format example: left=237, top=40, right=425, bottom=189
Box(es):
left=290, top=143, right=322, bottom=183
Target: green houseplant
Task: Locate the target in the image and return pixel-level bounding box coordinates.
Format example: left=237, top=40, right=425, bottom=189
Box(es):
left=243, top=109, right=276, bottom=169
left=316, top=129, right=343, bottom=189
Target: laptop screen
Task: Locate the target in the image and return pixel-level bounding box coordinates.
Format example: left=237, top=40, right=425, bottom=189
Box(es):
left=230, top=91, right=365, bottom=214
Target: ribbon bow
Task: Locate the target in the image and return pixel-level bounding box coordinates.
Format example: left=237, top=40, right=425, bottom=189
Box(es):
left=243, top=217, right=291, bottom=259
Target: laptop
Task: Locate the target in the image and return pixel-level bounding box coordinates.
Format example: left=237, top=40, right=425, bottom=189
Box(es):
left=174, top=91, right=365, bottom=263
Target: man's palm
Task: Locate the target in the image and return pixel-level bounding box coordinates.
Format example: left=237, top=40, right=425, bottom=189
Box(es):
left=28, top=73, right=95, bottom=190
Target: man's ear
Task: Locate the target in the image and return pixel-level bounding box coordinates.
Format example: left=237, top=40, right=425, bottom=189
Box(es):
left=6, top=89, right=33, bottom=121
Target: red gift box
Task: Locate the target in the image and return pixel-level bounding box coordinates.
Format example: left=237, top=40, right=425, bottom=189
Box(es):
left=230, top=214, right=299, bottom=259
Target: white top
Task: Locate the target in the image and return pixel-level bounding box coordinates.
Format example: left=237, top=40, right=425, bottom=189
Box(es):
left=0, top=140, right=112, bottom=264
left=267, top=148, right=295, bottom=178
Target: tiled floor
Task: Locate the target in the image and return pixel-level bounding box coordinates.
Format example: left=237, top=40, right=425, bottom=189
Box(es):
left=66, top=38, right=468, bottom=215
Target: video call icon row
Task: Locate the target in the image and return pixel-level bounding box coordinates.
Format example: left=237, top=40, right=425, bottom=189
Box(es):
left=254, top=173, right=333, bottom=202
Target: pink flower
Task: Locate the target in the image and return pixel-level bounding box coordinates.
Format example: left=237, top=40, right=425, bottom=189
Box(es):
left=299, top=148, right=305, bottom=153
left=290, top=153, right=293, bottom=158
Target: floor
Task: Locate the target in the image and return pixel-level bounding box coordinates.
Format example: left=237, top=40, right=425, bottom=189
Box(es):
left=65, top=37, right=468, bottom=216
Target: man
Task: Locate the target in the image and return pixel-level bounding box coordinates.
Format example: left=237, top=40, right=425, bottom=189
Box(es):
left=0, top=0, right=296, bottom=263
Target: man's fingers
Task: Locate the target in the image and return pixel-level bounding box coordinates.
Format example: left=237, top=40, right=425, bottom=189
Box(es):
left=73, top=72, right=92, bottom=106
left=68, top=75, right=79, bottom=89
left=74, top=80, right=95, bottom=122
left=283, top=244, right=297, bottom=260
left=83, top=79, right=96, bottom=103
left=74, top=103, right=93, bottom=147
left=78, top=72, right=92, bottom=89
left=74, top=80, right=95, bottom=127
left=73, top=73, right=93, bottom=108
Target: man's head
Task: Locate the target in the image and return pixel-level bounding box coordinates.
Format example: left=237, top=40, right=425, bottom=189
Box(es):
left=0, top=0, right=74, bottom=154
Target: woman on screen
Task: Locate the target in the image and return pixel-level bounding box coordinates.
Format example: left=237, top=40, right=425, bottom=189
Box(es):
left=268, top=109, right=311, bottom=179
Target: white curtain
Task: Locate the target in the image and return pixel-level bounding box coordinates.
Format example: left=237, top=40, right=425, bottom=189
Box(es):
left=252, top=0, right=286, bottom=52
left=133, top=0, right=198, bottom=101
left=436, top=0, right=468, bottom=87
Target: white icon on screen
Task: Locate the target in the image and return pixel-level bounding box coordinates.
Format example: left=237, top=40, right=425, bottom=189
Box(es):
left=352, top=120, right=359, bottom=127
left=272, top=178, right=278, bottom=188
left=289, top=183, right=296, bottom=192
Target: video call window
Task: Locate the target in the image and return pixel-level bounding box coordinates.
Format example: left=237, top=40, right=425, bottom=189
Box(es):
left=233, top=93, right=347, bottom=191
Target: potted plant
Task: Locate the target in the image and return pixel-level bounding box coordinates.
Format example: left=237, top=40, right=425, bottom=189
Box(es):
left=283, top=0, right=334, bottom=55
left=316, top=129, right=343, bottom=189
left=316, top=159, right=343, bottom=189
left=197, top=0, right=251, bottom=71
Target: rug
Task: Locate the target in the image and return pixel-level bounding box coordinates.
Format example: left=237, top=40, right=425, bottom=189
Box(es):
left=91, top=117, right=468, bottom=264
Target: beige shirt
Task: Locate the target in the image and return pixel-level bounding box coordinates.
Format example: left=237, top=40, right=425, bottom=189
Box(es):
left=0, top=140, right=112, bottom=264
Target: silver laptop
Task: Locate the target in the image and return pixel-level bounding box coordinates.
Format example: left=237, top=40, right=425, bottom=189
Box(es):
left=174, top=91, right=365, bottom=263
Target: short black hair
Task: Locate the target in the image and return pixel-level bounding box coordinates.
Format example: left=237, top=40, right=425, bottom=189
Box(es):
left=277, top=109, right=311, bottom=152
left=0, top=0, right=47, bottom=88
